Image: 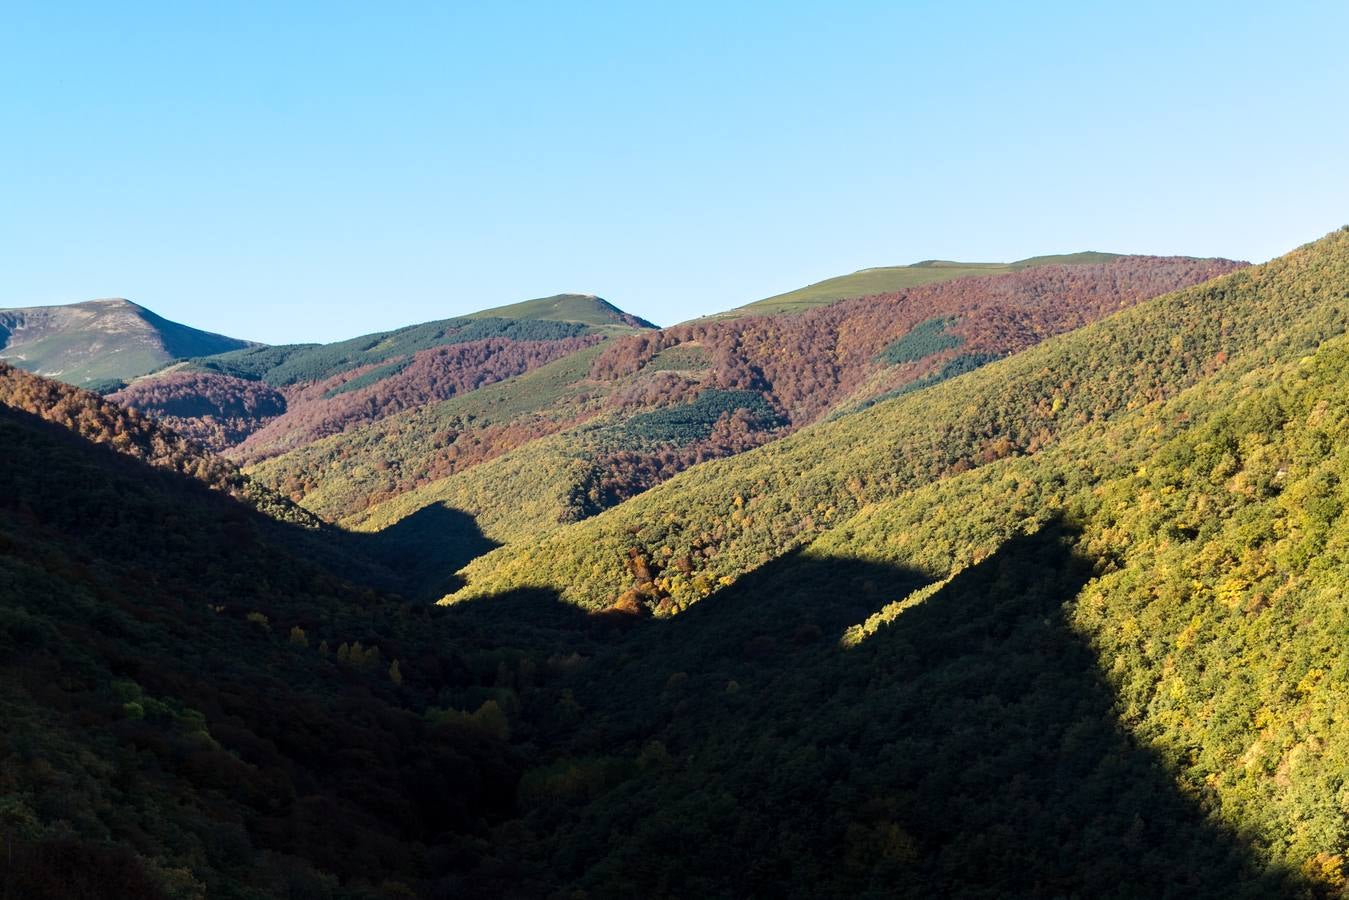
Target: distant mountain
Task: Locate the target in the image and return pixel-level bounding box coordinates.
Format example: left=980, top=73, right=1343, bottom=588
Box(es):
left=716, top=251, right=1124, bottom=318
left=0, top=298, right=254, bottom=389
left=112, top=296, right=653, bottom=454
left=467, top=293, right=657, bottom=329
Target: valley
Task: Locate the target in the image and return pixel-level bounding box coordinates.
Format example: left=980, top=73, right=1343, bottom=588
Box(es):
left=3, top=229, right=1349, bottom=897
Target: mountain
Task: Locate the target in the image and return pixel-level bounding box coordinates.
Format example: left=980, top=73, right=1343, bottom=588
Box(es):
left=427, top=226, right=1349, bottom=894
left=0, top=298, right=253, bottom=390
left=257, top=256, right=1236, bottom=542
left=467, top=292, right=658, bottom=329
left=111, top=300, right=654, bottom=454
left=5, top=229, right=1349, bottom=898
left=451, top=233, right=1344, bottom=611
left=712, top=251, right=1124, bottom=318
left=107, top=259, right=1216, bottom=488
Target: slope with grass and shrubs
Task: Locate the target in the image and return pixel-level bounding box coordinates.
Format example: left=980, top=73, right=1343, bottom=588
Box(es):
left=0, top=298, right=254, bottom=389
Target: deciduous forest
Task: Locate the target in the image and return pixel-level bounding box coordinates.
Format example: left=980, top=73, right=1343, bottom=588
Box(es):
left=3, top=230, right=1349, bottom=898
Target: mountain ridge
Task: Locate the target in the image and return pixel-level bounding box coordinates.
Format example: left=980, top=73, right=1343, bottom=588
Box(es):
left=465, top=293, right=657, bottom=329
left=319, top=255, right=1237, bottom=549
left=110, top=294, right=655, bottom=454
left=0, top=297, right=255, bottom=389
left=715, top=250, right=1142, bottom=318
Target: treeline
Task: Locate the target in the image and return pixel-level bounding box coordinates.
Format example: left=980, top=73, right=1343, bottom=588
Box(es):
left=195, top=316, right=594, bottom=388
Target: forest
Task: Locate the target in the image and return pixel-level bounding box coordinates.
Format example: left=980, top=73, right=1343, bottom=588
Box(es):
left=3, top=230, right=1349, bottom=898
left=8, top=1, right=1346, bottom=895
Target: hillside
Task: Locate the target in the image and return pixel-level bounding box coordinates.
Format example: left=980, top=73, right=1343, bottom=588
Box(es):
left=281, top=256, right=1236, bottom=541
left=715, top=250, right=1123, bottom=318
left=109, top=259, right=1229, bottom=519
left=113, top=303, right=650, bottom=454
left=0, top=298, right=253, bottom=389
left=5, top=232, right=1348, bottom=897
left=451, top=229, right=1348, bottom=611
left=419, top=227, right=1349, bottom=894
left=0, top=368, right=534, bottom=896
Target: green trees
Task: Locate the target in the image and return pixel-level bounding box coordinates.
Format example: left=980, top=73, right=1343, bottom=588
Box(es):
left=8, top=229, right=1349, bottom=896
left=875, top=316, right=963, bottom=364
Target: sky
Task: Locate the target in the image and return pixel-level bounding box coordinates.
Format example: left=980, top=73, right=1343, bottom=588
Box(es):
left=3, top=1, right=1346, bottom=343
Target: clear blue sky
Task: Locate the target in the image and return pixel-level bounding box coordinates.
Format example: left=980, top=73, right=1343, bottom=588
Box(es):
left=3, top=1, right=1346, bottom=342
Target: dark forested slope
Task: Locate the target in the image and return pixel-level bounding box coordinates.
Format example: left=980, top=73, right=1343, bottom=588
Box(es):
left=0, top=368, right=531, bottom=897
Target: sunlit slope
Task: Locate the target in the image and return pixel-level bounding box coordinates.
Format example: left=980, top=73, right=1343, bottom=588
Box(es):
left=785, top=315, right=1349, bottom=888
left=717, top=251, right=1123, bottom=318
left=117, top=299, right=647, bottom=456
left=0, top=298, right=253, bottom=389
left=537, top=326, right=1349, bottom=893
left=345, top=429, right=598, bottom=544
left=452, top=228, right=1349, bottom=610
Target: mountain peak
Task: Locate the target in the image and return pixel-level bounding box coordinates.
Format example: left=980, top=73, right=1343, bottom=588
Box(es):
left=83, top=296, right=138, bottom=306
left=0, top=298, right=253, bottom=389
left=467, top=293, right=656, bottom=329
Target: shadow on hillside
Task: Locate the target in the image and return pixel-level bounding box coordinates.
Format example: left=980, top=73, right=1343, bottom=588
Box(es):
left=344, top=503, right=499, bottom=601
left=441, top=519, right=1307, bottom=898
left=0, top=401, right=1312, bottom=897
left=259, top=502, right=499, bottom=603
